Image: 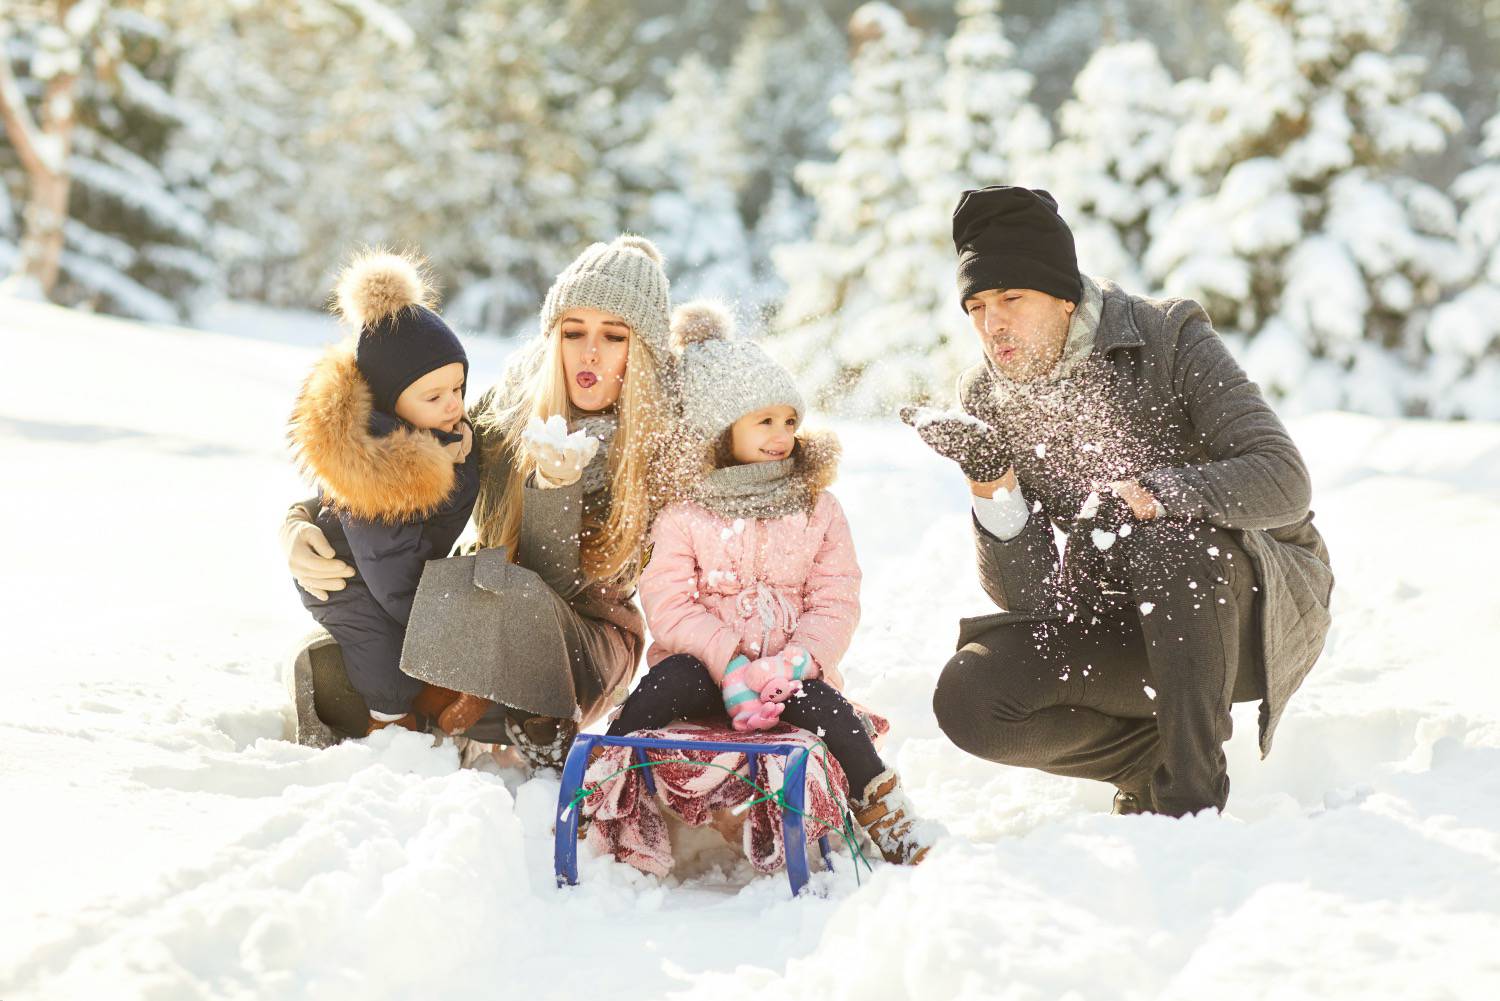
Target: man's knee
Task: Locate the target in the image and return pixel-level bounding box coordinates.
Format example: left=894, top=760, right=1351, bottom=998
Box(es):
left=933, top=640, right=1054, bottom=761
left=933, top=648, right=988, bottom=751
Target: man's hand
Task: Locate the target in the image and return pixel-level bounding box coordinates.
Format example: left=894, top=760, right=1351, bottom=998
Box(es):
left=1107, top=479, right=1163, bottom=521
left=899, top=405, right=1014, bottom=484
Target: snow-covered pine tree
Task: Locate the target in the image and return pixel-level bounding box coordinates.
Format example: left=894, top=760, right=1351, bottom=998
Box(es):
left=1041, top=40, right=1181, bottom=289
left=618, top=55, right=754, bottom=306
left=423, top=0, right=625, bottom=335
left=1, top=1, right=220, bottom=320
left=943, top=0, right=1051, bottom=188
left=769, top=3, right=954, bottom=413
left=723, top=1, right=848, bottom=313
left=1427, top=105, right=1500, bottom=417
left=170, top=0, right=462, bottom=315
left=1145, top=0, right=1468, bottom=415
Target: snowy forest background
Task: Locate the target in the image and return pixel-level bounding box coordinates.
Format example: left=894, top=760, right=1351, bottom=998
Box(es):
left=3, top=0, right=1499, bottom=418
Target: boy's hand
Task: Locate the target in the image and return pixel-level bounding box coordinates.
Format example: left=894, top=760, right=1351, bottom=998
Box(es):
left=443, top=420, right=473, bottom=464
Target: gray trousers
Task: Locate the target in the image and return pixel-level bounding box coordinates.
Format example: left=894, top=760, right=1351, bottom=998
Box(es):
left=933, top=520, right=1262, bottom=816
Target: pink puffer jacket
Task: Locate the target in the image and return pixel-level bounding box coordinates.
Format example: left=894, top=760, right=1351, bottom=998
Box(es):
left=638, top=489, right=861, bottom=690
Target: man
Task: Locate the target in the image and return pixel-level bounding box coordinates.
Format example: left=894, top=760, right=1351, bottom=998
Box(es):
left=908, top=185, right=1333, bottom=816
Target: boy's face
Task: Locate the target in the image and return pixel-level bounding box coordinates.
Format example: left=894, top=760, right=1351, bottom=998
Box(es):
left=963, top=287, right=1076, bottom=382
left=559, top=307, right=631, bottom=412
left=394, top=362, right=466, bottom=432
left=729, top=405, right=798, bottom=465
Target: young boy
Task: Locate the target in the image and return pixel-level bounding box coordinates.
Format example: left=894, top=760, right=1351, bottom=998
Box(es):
left=287, top=250, right=479, bottom=734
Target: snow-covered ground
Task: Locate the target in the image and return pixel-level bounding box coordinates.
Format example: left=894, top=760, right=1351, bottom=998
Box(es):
left=2, top=298, right=1498, bottom=1000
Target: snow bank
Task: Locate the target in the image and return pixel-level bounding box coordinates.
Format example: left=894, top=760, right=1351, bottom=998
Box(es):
left=2, top=299, right=1498, bottom=999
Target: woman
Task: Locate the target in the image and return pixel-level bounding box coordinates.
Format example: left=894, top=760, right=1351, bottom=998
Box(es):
left=281, top=235, right=676, bottom=766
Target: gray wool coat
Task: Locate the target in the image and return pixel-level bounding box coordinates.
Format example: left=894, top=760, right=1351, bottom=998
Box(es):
left=955, top=279, right=1334, bottom=755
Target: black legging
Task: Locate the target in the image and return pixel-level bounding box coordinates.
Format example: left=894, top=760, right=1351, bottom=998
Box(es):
left=606, top=654, right=885, bottom=799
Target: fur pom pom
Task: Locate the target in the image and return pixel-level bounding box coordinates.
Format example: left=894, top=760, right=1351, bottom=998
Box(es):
left=613, top=234, right=664, bottom=265
left=670, top=299, right=735, bottom=349
left=334, top=249, right=434, bottom=329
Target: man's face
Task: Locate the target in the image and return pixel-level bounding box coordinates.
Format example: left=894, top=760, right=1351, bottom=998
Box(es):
left=964, top=287, right=1076, bottom=382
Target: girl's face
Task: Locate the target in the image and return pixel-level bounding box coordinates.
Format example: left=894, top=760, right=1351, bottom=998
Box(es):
left=394, top=362, right=466, bottom=432
left=559, top=308, right=631, bottom=411
left=729, top=405, right=799, bottom=464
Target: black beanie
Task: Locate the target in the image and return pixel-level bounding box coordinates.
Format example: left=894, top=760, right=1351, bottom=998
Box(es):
left=952, top=185, right=1081, bottom=311
left=355, top=305, right=468, bottom=414
left=334, top=251, right=468, bottom=413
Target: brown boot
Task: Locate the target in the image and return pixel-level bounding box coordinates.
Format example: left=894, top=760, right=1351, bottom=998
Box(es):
left=365, top=713, right=423, bottom=735
left=852, top=769, right=934, bottom=865
left=438, top=693, right=493, bottom=735
left=411, top=683, right=461, bottom=723
left=504, top=709, right=579, bottom=771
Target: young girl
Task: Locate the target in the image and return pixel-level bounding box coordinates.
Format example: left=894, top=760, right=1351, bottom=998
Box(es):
left=287, top=250, right=479, bottom=734
left=606, top=301, right=933, bottom=865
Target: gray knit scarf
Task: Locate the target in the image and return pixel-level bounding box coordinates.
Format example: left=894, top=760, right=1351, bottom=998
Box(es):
left=572, top=412, right=617, bottom=496
left=695, top=456, right=811, bottom=521
left=982, top=273, right=1105, bottom=407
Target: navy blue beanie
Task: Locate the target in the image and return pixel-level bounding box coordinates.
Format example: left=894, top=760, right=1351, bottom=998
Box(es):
left=355, top=305, right=468, bottom=413
left=952, top=186, right=1082, bottom=310
left=334, top=251, right=468, bottom=413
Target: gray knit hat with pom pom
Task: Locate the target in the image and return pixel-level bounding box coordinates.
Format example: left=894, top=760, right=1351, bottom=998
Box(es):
left=672, top=300, right=805, bottom=442
left=540, top=234, right=672, bottom=367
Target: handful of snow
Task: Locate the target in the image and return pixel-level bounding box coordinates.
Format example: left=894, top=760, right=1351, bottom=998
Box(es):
left=523, top=414, right=601, bottom=464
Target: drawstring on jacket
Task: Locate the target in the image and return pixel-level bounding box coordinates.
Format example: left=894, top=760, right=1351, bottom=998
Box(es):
left=737, top=581, right=799, bottom=657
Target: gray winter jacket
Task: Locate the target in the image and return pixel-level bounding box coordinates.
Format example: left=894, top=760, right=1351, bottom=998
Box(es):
left=956, top=279, right=1333, bottom=754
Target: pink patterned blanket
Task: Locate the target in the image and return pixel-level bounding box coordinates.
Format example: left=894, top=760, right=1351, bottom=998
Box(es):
left=580, top=715, right=888, bottom=877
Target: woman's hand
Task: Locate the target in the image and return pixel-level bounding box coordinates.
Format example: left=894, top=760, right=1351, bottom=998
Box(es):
left=280, top=507, right=353, bottom=600
left=522, top=415, right=601, bottom=489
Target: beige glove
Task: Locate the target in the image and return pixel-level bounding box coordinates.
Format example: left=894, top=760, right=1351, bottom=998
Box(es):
left=522, top=415, right=600, bottom=489
left=280, top=505, right=353, bottom=601
left=443, top=420, right=473, bottom=464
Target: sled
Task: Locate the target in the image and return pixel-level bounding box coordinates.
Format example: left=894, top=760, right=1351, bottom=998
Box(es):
left=553, top=731, right=844, bottom=897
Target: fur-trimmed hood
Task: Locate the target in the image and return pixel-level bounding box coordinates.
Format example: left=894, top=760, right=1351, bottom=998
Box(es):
left=792, top=428, right=840, bottom=499
left=288, top=342, right=459, bottom=522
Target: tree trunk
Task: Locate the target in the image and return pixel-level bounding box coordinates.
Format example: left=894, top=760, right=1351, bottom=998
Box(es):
left=0, top=4, right=80, bottom=298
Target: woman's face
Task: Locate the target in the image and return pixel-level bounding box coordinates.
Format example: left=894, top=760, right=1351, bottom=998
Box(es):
left=559, top=308, right=631, bottom=411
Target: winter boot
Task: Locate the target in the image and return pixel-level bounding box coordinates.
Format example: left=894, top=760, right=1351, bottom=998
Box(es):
left=504, top=708, right=579, bottom=771
left=852, top=769, right=934, bottom=865
left=1112, top=774, right=1158, bottom=815
left=365, top=713, right=423, bottom=735
left=285, top=630, right=370, bottom=748
left=437, top=693, right=492, bottom=735
left=411, top=683, right=461, bottom=729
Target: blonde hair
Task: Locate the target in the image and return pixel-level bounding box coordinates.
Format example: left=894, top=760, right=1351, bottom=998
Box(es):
left=475, top=322, right=667, bottom=586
